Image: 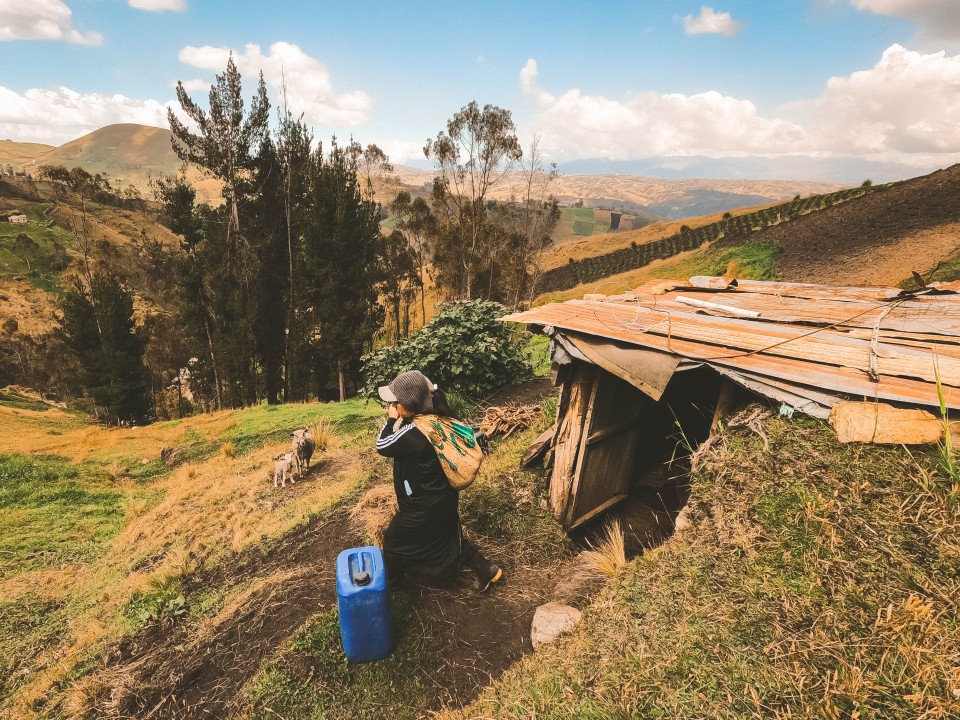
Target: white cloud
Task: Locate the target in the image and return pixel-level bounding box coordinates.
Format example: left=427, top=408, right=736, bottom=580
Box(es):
left=177, top=42, right=371, bottom=127
left=0, top=0, right=102, bottom=45
left=0, top=84, right=172, bottom=145
left=129, top=0, right=186, bottom=12
left=519, top=58, right=801, bottom=159
left=379, top=139, right=425, bottom=165
left=852, top=0, right=960, bottom=41
left=683, top=6, right=741, bottom=37
left=809, top=44, right=960, bottom=155
left=520, top=45, right=960, bottom=167
left=177, top=78, right=209, bottom=92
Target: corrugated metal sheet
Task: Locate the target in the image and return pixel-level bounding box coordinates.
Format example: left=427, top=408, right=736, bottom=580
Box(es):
left=503, top=277, right=960, bottom=412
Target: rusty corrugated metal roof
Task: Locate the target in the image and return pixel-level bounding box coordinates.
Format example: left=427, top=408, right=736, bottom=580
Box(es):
left=502, top=277, right=960, bottom=411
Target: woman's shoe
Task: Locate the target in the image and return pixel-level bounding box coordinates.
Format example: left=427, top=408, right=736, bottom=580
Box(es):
left=478, top=566, right=503, bottom=593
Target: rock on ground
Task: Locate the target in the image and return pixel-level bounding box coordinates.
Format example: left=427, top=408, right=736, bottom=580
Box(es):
left=530, top=602, right=582, bottom=650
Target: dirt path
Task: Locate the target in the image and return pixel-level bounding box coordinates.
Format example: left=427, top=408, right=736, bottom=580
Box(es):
left=84, top=480, right=563, bottom=719
left=86, top=506, right=360, bottom=719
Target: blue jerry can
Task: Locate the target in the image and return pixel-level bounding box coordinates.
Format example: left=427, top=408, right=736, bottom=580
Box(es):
left=336, top=546, right=392, bottom=662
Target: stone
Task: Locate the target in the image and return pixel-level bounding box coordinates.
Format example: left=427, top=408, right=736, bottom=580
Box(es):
left=530, top=602, right=582, bottom=650
left=673, top=507, right=693, bottom=532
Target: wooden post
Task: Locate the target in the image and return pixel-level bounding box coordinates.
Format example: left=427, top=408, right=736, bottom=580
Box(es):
left=549, top=364, right=596, bottom=521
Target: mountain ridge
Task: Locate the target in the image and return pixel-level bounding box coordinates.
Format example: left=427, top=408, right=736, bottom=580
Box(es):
left=0, top=124, right=866, bottom=221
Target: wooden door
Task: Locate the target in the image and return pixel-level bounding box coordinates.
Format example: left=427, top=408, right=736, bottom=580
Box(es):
left=550, top=363, right=645, bottom=530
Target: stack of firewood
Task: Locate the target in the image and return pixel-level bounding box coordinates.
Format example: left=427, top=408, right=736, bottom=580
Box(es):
left=479, top=404, right=542, bottom=438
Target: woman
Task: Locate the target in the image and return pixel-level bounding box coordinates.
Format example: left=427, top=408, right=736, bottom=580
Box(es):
left=375, top=369, right=503, bottom=592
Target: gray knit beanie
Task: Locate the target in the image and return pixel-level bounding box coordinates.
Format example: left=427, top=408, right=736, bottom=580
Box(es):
left=378, top=370, right=434, bottom=414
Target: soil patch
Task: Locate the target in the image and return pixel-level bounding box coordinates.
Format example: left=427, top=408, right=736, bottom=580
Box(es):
left=760, top=164, right=960, bottom=285
left=482, top=378, right=555, bottom=408
left=83, top=466, right=566, bottom=718
left=86, top=508, right=361, bottom=719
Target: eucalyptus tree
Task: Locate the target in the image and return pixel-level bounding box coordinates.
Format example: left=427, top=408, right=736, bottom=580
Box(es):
left=389, top=190, right=435, bottom=323
left=424, top=101, right=522, bottom=299
left=299, top=140, right=384, bottom=401
left=167, top=55, right=271, bottom=408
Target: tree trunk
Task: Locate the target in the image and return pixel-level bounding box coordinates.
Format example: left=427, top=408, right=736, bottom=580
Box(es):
left=203, top=307, right=223, bottom=411
left=284, top=160, right=294, bottom=403
left=394, top=297, right=401, bottom=346
left=337, top=358, right=347, bottom=402
left=420, top=282, right=426, bottom=329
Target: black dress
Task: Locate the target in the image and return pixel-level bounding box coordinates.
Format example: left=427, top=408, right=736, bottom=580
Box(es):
left=376, top=416, right=463, bottom=583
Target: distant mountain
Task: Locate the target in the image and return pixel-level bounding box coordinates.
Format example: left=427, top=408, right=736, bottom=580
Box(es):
left=392, top=164, right=843, bottom=221
left=0, top=139, right=55, bottom=167
left=11, top=124, right=221, bottom=202
left=25, top=124, right=180, bottom=184
left=557, top=156, right=924, bottom=185
left=3, top=124, right=912, bottom=219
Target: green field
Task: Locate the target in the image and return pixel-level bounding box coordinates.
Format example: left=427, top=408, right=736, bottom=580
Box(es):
left=0, top=201, right=73, bottom=291
left=559, top=207, right=611, bottom=239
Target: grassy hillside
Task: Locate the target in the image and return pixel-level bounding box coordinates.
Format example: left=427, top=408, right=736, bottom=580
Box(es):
left=535, top=164, right=960, bottom=299
left=445, top=412, right=960, bottom=720
left=0, top=140, right=54, bottom=168
left=540, top=205, right=769, bottom=272
left=0, top=381, right=574, bottom=719
left=535, top=241, right=779, bottom=305
left=0, top=391, right=387, bottom=717
left=10, top=385, right=953, bottom=719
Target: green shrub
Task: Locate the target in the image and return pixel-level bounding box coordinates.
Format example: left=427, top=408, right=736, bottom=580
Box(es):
left=360, top=299, right=533, bottom=400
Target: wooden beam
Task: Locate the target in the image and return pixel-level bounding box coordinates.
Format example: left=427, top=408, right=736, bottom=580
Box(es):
left=586, top=417, right=639, bottom=446
left=567, top=493, right=628, bottom=531
left=564, top=371, right=602, bottom=528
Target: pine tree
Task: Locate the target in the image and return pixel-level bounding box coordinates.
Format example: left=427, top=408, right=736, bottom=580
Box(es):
left=167, top=55, right=271, bottom=408
left=300, top=141, right=384, bottom=401
left=60, top=272, right=149, bottom=424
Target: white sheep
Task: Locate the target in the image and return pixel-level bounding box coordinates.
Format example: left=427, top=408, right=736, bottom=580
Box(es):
left=273, top=452, right=295, bottom=488
left=291, top=427, right=316, bottom=479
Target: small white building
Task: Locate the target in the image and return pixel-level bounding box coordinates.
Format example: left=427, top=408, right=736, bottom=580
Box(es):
left=7, top=214, right=27, bottom=224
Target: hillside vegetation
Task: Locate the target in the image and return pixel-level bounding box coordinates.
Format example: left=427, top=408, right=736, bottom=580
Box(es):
left=0, top=141, right=53, bottom=168
left=537, top=183, right=886, bottom=294
left=446, top=412, right=960, bottom=720
left=0, top=390, right=386, bottom=717
left=536, top=164, right=960, bottom=301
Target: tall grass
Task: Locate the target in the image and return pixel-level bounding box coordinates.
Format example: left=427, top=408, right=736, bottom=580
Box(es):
left=934, top=358, right=959, bottom=482
left=581, top=518, right=627, bottom=578
left=445, top=412, right=960, bottom=720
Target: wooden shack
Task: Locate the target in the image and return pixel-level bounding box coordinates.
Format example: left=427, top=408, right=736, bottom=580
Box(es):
left=504, top=276, right=960, bottom=530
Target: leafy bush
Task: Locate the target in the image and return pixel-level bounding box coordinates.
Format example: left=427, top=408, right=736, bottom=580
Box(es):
left=361, top=299, right=532, bottom=400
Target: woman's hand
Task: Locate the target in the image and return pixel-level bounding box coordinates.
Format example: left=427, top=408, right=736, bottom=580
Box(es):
left=387, top=402, right=400, bottom=420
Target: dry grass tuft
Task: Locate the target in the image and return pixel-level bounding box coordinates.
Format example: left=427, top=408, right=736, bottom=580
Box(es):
left=581, top=518, right=628, bottom=578
left=221, top=441, right=236, bottom=458
left=106, top=461, right=129, bottom=484
left=350, top=484, right=397, bottom=545
left=124, top=496, right=149, bottom=520
left=311, top=417, right=339, bottom=454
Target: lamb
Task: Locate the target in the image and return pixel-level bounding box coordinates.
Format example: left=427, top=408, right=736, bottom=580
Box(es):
left=273, top=452, right=295, bottom=488
left=291, top=427, right=316, bottom=479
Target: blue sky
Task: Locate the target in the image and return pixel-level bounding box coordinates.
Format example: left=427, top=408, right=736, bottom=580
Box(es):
left=2, top=1, right=960, bottom=173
